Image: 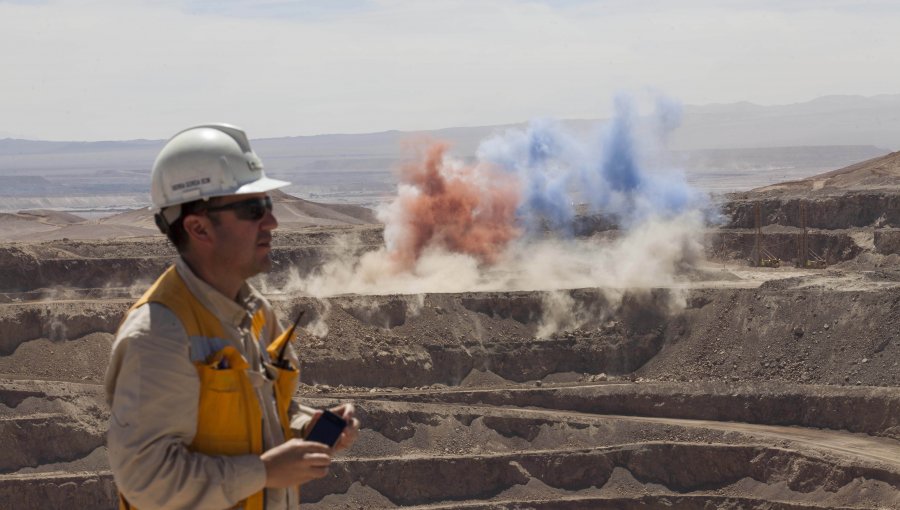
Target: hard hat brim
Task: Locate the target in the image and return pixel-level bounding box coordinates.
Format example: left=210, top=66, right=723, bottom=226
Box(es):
left=157, top=176, right=291, bottom=223
left=233, top=176, right=291, bottom=195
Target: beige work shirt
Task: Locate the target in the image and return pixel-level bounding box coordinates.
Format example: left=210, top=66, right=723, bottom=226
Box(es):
left=105, top=257, right=313, bottom=510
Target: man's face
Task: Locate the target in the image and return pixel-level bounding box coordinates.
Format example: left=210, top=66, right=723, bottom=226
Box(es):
left=206, top=192, right=278, bottom=279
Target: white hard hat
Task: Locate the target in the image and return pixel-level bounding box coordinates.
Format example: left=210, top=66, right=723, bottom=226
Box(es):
left=151, top=123, right=289, bottom=224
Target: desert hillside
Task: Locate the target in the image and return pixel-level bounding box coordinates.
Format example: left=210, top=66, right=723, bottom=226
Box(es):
left=751, top=150, right=900, bottom=196
left=0, top=190, right=378, bottom=242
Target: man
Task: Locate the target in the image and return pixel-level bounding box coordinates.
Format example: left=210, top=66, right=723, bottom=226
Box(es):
left=105, top=124, right=360, bottom=510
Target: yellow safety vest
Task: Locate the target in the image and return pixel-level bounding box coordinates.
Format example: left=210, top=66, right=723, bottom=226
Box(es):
left=118, top=266, right=299, bottom=510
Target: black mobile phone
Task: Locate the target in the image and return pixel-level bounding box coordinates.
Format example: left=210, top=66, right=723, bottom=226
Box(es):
left=305, top=409, right=347, bottom=447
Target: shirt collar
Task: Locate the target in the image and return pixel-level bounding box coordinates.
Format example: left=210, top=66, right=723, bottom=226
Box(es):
left=174, top=256, right=261, bottom=328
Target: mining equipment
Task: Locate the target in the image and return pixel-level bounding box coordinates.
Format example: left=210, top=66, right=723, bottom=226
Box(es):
left=796, top=202, right=826, bottom=269
left=752, top=203, right=781, bottom=268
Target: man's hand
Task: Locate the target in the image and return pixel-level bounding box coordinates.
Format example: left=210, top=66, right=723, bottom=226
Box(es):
left=260, top=439, right=332, bottom=488
left=329, top=403, right=361, bottom=453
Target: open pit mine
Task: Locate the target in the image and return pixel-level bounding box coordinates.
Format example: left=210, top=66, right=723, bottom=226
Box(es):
left=3, top=149, right=900, bottom=509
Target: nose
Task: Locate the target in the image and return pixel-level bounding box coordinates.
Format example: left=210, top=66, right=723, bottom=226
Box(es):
left=261, top=206, right=278, bottom=231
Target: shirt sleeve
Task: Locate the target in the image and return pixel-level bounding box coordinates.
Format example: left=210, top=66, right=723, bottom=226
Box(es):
left=106, top=303, right=268, bottom=510
left=289, top=402, right=317, bottom=437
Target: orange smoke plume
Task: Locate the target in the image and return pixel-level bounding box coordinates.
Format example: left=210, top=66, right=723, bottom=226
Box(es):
left=387, top=141, right=522, bottom=269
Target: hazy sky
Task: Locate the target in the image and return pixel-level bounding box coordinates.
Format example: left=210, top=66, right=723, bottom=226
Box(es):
left=2, top=0, right=900, bottom=141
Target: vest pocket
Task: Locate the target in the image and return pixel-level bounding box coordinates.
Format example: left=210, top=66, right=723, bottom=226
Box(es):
left=191, top=347, right=262, bottom=456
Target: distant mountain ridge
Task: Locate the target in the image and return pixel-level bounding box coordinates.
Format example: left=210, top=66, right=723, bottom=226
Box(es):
left=0, top=138, right=159, bottom=156
left=2, top=94, right=899, bottom=154
left=1, top=94, right=898, bottom=201
left=674, top=94, right=900, bottom=150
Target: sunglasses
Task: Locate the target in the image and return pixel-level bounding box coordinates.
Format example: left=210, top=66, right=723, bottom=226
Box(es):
left=202, top=196, right=273, bottom=221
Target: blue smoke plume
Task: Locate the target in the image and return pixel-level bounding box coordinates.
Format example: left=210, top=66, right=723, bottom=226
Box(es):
left=478, top=93, right=707, bottom=232
left=479, top=117, right=583, bottom=232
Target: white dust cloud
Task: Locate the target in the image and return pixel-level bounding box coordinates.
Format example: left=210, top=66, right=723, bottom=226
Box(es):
left=276, top=212, right=703, bottom=297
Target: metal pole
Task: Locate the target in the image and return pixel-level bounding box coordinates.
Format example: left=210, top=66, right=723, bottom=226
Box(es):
left=800, top=202, right=808, bottom=267
left=755, top=202, right=762, bottom=267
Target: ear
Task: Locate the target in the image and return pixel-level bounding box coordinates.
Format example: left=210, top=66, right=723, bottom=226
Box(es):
left=182, top=215, right=215, bottom=246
